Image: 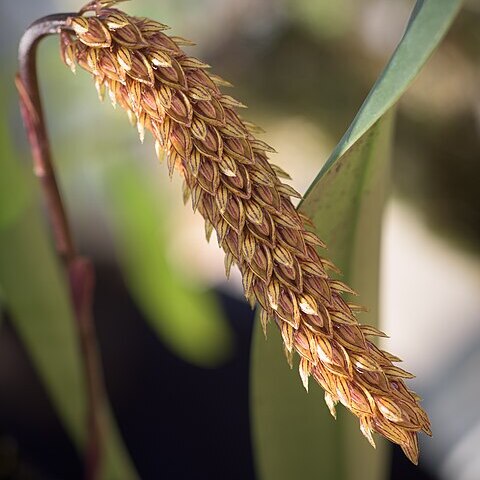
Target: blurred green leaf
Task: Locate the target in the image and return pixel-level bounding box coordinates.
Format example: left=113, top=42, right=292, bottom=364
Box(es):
left=289, top=0, right=355, bottom=40
left=251, top=0, right=463, bottom=479
left=0, top=112, right=85, bottom=446
left=105, top=161, right=233, bottom=367
left=0, top=114, right=137, bottom=479
left=0, top=110, right=30, bottom=230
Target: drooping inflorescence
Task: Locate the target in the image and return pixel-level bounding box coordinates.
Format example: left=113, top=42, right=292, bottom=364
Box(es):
left=60, top=0, right=431, bottom=463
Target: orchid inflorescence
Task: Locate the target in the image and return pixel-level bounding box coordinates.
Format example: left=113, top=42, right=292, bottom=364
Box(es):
left=59, top=0, right=431, bottom=463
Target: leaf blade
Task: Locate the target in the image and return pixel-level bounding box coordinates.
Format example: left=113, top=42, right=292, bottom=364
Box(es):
left=251, top=113, right=394, bottom=480
left=251, top=0, right=463, bottom=478
left=304, top=0, right=463, bottom=186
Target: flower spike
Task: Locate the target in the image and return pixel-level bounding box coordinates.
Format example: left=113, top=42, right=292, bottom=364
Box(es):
left=60, top=1, right=431, bottom=464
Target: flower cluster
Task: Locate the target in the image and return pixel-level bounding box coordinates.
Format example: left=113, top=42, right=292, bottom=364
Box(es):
left=60, top=0, right=431, bottom=463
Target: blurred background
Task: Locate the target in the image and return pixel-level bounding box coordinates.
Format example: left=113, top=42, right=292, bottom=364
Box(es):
left=0, top=0, right=479, bottom=479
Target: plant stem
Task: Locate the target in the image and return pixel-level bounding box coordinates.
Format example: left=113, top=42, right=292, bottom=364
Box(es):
left=17, top=14, right=76, bottom=262
left=17, top=14, right=105, bottom=480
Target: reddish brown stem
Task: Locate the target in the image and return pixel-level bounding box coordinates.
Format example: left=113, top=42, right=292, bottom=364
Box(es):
left=17, top=14, right=105, bottom=480
left=68, top=257, right=103, bottom=480
left=17, top=14, right=77, bottom=262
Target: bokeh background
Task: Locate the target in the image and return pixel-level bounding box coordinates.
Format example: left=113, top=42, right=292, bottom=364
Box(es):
left=0, top=0, right=479, bottom=479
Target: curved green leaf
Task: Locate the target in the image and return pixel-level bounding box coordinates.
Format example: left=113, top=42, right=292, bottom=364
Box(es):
left=251, top=1, right=463, bottom=479
left=104, top=160, right=233, bottom=367
left=310, top=0, right=463, bottom=178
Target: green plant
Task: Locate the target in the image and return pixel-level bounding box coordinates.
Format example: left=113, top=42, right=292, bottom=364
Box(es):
left=0, top=0, right=463, bottom=479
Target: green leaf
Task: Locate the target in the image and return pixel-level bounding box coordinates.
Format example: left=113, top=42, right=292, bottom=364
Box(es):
left=0, top=205, right=86, bottom=439
left=104, top=160, right=233, bottom=367
left=0, top=125, right=30, bottom=231
left=315, top=0, right=463, bottom=174
left=250, top=0, right=463, bottom=479
left=251, top=110, right=394, bottom=480
left=0, top=115, right=138, bottom=479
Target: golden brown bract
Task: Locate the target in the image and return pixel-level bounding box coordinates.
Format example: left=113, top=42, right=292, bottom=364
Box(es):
left=61, top=0, right=431, bottom=463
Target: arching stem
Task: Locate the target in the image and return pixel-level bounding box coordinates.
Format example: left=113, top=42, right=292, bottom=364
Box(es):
left=17, top=14, right=76, bottom=262
left=17, top=14, right=106, bottom=480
